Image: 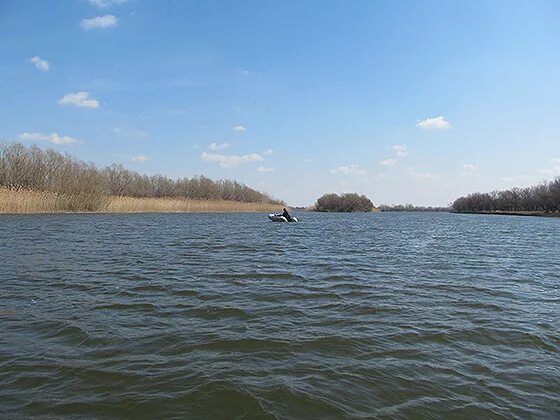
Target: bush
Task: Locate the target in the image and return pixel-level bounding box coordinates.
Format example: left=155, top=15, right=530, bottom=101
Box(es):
left=314, top=193, right=374, bottom=212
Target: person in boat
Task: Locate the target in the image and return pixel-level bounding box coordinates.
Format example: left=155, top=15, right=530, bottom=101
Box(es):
left=281, top=208, right=292, bottom=221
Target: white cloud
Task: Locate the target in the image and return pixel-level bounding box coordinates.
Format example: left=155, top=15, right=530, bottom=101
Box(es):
left=303, top=158, right=315, bottom=163
left=29, top=56, right=49, bottom=71
left=552, top=158, right=560, bottom=164
left=331, top=164, right=368, bottom=177
left=416, top=116, right=451, bottom=130
left=207, top=142, right=229, bottom=150
left=19, top=132, right=78, bottom=145
left=59, top=92, right=99, bottom=108
left=88, top=0, right=127, bottom=7
left=201, top=152, right=263, bottom=168
left=461, top=163, right=478, bottom=176
left=392, top=144, right=408, bottom=157
left=410, top=171, right=439, bottom=181
left=114, top=127, right=148, bottom=140
left=80, top=15, right=118, bottom=30
left=232, top=125, right=247, bottom=132
left=263, top=148, right=273, bottom=156
left=500, top=174, right=543, bottom=184
left=132, top=155, right=148, bottom=162
left=238, top=68, right=253, bottom=76
left=538, top=166, right=560, bottom=177
left=256, top=166, right=274, bottom=173
left=380, top=158, right=397, bottom=166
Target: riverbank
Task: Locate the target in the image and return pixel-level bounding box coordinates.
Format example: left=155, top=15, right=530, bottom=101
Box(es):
left=0, top=188, right=280, bottom=214
left=459, top=210, right=560, bottom=217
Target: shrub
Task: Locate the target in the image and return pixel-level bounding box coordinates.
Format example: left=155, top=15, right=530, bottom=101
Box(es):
left=314, top=193, right=374, bottom=212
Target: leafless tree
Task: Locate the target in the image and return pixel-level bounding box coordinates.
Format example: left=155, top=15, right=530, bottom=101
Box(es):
left=0, top=142, right=282, bottom=210
left=452, top=178, right=560, bottom=214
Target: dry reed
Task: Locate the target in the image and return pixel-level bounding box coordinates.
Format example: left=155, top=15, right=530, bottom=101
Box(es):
left=104, top=195, right=280, bottom=213
left=0, top=187, right=281, bottom=214
left=0, top=187, right=66, bottom=213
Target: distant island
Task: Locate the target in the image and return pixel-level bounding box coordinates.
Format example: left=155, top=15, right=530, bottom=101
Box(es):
left=452, top=178, right=560, bottom=216
left=0, top=142, right=282, bottom=214
left=312, top=193, right=374, bottom=212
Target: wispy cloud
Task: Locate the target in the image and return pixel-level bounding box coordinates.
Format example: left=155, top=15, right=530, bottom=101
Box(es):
left=380, top=158, right=397, bottom=166
left=238, top=68, right=253, bottom=76
left=29, top=56, right=49, bottom=71
left=19, top=132, right=78, bottom=145
left=256, top=166, right=274, bottom=173
left=88, top=0, right=127, bottom=7
left=416, top=116, right=451, bottom=130
left=392, top=144, right=408, bottom=157
left=201, top=152, right=263, bottom=168
left=500, top=174, right=543, bottom=184
left=303, top=158, right=315, bottom=164
left=537, top=167, right=560, bottom=176
left=59, top=92, right=99, bottom=108
left=207, top=142, right=229, bottom=150
left=132, top=155, right=148, bottom=162
left=80, top=15, right=118, bottom=30
left=263, top=148, right=273, bottom=156
left=232, top=125, right=247, bottom=132
left=331, top=164, right=368, bottom=177
left=461, top=163, right=478, bottom=176
left=114, top=127, right=148, bottom=140
left=410, top=171, right=439, bottom=181
left=379, top=144, right=407, bottom=168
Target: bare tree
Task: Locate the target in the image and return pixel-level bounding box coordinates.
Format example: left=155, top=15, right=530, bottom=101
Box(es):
left=0, top=142, right=282, bottom=210
left=452, top=178, right=560, bottom=214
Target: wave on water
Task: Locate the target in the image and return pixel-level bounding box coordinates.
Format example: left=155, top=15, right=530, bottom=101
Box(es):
left=1, top=212, right=559, bottom=418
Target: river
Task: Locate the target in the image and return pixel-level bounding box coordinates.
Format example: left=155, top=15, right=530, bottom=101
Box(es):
left=1, top=212, right=559, bottom=418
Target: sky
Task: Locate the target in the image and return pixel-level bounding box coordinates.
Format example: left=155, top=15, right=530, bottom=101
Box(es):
left=1, top=0, right=560, bottom=207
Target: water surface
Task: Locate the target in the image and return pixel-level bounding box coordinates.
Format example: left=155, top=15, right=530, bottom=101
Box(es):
left=1, top=212, right=559, bottom=418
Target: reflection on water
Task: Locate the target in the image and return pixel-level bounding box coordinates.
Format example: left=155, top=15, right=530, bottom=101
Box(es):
left=1, top=212, right=559, bottom=418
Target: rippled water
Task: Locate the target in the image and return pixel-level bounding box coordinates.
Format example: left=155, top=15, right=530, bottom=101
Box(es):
left=1, top=212, right=559, bottom=418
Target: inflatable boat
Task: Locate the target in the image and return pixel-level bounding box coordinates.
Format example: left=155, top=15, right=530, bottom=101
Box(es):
left=268, top=213, right=298, bottom=222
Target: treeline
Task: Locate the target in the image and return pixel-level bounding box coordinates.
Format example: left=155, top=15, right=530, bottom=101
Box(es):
left=378, top=204, right=450, bottom=212
left=314, top=193, right=374, bottom=212
left=452, top=178, right=560, bottom=213
left=0, top=142, right=281, bottom=211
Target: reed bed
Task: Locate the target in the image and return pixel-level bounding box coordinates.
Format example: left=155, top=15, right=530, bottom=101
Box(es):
left=105, top=195, right=280, bottom=213
left=0, top=187, right=65, bottom=213
left=0, top=187, right=280, bottom=214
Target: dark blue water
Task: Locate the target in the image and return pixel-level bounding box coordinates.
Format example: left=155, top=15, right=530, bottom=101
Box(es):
left=1, top=212, right=559, bottom=418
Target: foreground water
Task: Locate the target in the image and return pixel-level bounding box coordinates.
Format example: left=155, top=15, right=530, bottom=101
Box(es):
left=1, top=212, right=559, bottom=418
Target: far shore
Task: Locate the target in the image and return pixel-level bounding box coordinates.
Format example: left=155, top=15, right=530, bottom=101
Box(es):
left=0, top=188, right=280, bottom=214
left=458, top=210, right=560, bottom=218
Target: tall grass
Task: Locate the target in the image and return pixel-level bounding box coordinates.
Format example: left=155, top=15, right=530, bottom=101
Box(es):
left=0, top=187, right=280, bottom=214
left=0, top=187, right=65, bottom=213
left=105, top=195, right=280, bottom=213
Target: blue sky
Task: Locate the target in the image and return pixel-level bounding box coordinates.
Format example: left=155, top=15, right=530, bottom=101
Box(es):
left=1, top=0, right=559, bottom=206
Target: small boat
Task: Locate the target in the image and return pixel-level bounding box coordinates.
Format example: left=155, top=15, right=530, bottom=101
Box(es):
left=268, top=213, right=298, bottom=222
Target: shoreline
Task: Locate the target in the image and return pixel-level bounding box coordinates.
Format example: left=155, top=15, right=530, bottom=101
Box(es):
left=0, top=188, right=280, bottom=214
left=457, top=211, right=560, bottom=218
